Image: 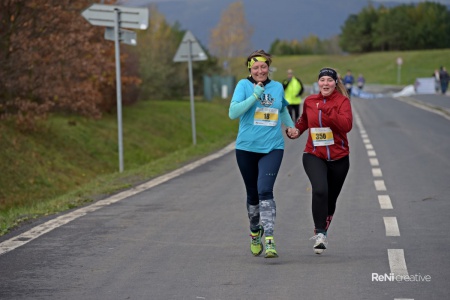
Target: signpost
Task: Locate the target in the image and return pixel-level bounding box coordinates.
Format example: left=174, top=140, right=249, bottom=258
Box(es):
left=173, top=31, right=208, bottom=145
left=104, top=27, right=137, bottom=46
left=81, top=4, right=148, bottom=29
left=82, top=4, right=148, bottom=172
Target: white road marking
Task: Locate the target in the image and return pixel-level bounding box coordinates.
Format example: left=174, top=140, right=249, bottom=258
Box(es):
left=384, top=217, right=400, bottom=236
left=388, top=249, right=409, bottom=276
left=372, top=168, right=383, bottom=177
left=0, top=143, right=236, bottom=256
left=395, top=96, right=450, bottom=121
left=370, top=158, right=379, bottom=166
left=353, top=106, right=412, bottom=300
left=378, top=195, right=393, bottom=209
left=374, top=180, right=387, bottom=191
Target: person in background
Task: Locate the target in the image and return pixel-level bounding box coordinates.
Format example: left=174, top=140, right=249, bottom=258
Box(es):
left=439, top=66, right=449, bottom=95
left=343, top=70, right=354, bottom=98
left=283, top=69, right=304, bottom=121
left=229, top=49, right=298, bottom=258
left=288, top=67, right=352, bottom=254
left=433, top=69, right=440, bottom=94
left=357, top=73, right=365, bottom=90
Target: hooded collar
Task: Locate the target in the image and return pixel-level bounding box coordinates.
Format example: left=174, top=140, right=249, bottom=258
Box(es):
left=247, top=76, right=271, bottom=86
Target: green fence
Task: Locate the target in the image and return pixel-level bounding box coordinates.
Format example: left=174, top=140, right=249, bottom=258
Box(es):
left=203, top=75, right=236, bottom=101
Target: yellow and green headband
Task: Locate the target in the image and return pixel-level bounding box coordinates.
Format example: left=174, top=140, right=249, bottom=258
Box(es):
left=247, top=56, right=268, bottom=69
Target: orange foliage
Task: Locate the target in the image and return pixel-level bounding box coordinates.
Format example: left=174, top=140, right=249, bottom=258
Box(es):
left=0, top=0, right=140, bottom=130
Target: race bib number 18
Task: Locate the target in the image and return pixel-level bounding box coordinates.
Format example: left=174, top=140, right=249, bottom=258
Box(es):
left=254, top=107, right=279, bottom=126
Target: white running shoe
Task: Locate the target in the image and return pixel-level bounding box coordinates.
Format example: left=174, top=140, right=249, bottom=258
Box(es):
left=310, top=233, right=328, bottom=254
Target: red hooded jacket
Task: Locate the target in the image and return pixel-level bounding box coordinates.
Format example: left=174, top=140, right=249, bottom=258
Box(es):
left=295, top=89, right=352, bottom=161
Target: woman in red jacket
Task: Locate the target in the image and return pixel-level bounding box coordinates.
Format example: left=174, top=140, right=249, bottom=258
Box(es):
left=288, top=67, right=352, bottom=254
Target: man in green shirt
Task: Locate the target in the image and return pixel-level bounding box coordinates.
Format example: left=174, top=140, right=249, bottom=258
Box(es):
left=283, top=69, right=304, bottom=121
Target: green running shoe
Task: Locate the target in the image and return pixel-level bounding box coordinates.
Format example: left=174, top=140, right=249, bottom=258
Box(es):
left=264, top=237, right=278, bottom=258
left=250, top=225, right=264, bottom=256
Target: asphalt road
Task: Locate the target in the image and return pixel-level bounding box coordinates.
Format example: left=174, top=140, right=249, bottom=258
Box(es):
left=0, top=92, right=449, bottom=300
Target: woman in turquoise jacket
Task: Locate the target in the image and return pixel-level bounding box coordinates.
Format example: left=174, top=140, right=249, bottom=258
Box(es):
left=229, top=49, right=298, bottom=258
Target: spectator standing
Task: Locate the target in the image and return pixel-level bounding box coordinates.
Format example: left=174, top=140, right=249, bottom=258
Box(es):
left=343, top=70, right=355, bottom=98
left=357, top=74, right=365, bottom=90
left=439, top=66, right=449, bottom=95
left=433, top=69, right=440, bottom=93
left=283, top=69, right=304, bottom=121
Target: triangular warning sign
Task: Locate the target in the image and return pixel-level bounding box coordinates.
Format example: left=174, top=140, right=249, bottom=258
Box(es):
left=173, top=31, right=208, bottom=62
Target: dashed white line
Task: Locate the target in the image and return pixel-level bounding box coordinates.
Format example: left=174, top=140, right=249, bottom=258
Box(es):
left=378, top=195, right=393, bottom=209
left=374, top=180, right=387, bottom=191
left=372, top=168, right=383, bottom=177
left=354, top=106, right=413, bottom=300
left=369, top=158, right=379, bottom=166
left=384, top=217, right=400, bottom=236
left=388, top=249, right=409, bottom=276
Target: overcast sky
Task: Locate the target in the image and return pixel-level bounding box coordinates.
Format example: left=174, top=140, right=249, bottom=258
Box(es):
left=119, top=0, right=450, bottom=51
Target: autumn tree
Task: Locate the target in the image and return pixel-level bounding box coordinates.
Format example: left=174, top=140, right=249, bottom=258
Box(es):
left=209, top=1, right=253, bottom=60
left=0, top=0, right=140, bottom=129
left=135, top=5, right=220, bottom=100
left=134, top=5, right=186, bottom=100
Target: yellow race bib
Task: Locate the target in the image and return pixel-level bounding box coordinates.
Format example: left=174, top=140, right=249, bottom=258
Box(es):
left=310, top=127, right=334, bottom=146
left=254, top=107, right=279, bottom=126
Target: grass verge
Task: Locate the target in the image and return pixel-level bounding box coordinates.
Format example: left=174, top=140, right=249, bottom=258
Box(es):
left=0, top=99, right=238, bottom=236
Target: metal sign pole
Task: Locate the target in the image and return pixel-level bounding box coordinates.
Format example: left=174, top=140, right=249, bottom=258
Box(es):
left=172, top=31, right=207, bottom=146
left=187, top=39, right=197, bottom=145
left=82, top=4, right=148, bottom=173
left=114, top=9, right=124, bottom=172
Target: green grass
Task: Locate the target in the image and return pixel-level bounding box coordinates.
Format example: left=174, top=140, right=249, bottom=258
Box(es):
left=229, top=49, right=450, bottom=86
left=0, top=99, right=238, bottom=236
left=1, top=48, right=449, bottom=236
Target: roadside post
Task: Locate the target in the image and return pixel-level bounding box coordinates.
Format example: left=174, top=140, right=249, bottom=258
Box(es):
left=82, top=4, right=148, bottom=172
left=173, top=31, right=208, bottom=145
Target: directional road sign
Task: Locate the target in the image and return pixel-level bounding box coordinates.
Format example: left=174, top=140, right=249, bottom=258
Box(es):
left=104, top=27, right=137, bottom=46
left=82, top=4, right=148, bottom=30
left=81, top=3, right=148, bottom=172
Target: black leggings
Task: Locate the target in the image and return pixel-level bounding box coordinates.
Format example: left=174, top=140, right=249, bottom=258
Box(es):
left=236, top=149, right=284, bottom=205
left=287, top=104, right=300, bottom=121
left=236, top=149, right=283, bottom=236
left=302, top=153, right=349, bottom=233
